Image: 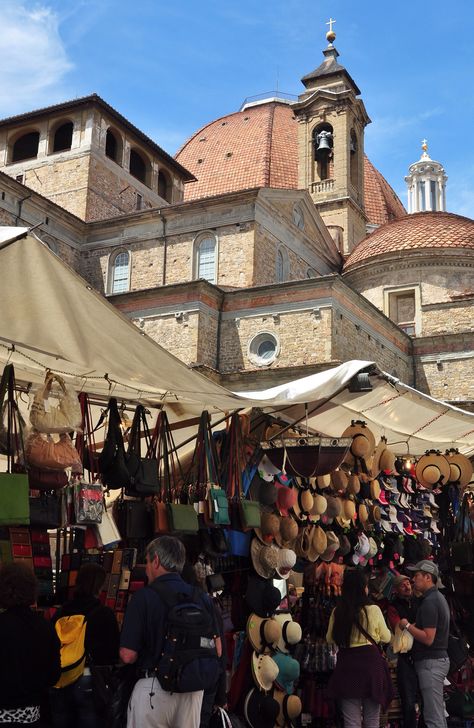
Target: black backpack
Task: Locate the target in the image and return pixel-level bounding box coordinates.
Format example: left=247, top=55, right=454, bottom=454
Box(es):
left=149, top=582, right=220, bottom=693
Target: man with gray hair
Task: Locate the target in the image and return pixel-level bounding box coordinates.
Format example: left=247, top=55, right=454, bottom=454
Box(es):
left=120, top=536, right=220, bottom=728
left=399, top=560, right=450, bottom=728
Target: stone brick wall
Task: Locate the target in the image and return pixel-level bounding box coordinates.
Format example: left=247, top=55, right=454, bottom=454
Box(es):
left=19, top=156, right=90, bottom=220
left=134, top=312, right=200, bottom=365
left=415, top=358, right=474, bottom=403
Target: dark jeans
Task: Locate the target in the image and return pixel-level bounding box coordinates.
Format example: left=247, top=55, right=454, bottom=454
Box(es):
left=397, top=656, right=418, bottom=728
left=49, top=675, right=102, bottom=728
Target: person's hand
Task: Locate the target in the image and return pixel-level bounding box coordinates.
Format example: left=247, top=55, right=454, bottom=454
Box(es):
left=399, top=618, right=409, bottom=630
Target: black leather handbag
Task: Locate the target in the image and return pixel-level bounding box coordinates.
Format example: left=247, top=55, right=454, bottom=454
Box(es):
left=29, top=492, right=61, bottom=529
left=125, top=405, right=159, bottom=496
left=98, top=398, right=131, bottom=491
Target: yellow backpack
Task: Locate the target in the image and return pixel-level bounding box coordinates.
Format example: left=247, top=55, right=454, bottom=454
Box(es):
left=54, top=614, right=87, bottom=688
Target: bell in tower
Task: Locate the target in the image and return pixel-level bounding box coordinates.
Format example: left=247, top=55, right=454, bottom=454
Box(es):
left=292, top=21, right=371, bottom=255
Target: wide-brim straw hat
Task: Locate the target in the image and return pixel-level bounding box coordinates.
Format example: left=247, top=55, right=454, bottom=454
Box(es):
left=415, top=451, right=450, bottom=489
left=306, top=524, right=328, bottom=561
left=342, top=420, right=376, bottom=460
left=370, top=479, right=381, bottom=500
left=272, top=613, right=302, bottom=654
left=251, top=539, right=280, bottom=579
left=325, top=495, right=342, bottom=520
left=310, top=493, right=327, bottom=517
left=320, top=530, right=340, bottom=562
left=292, top=488, right=314, bottom=521
left=274, top=516, right=299, bottom=548
left=254, top=512, right=281, bottom=545
left=247, top=613, right=282, bottom=654
left=445, top=450, right=473, bottom=488
left=371, top=438, right=388, bottom=477
left=347, top=474, right=361, bottom=495
left=251, top=652, right=280, bottom=692
left=379, top=448, right=397, bottom=473
left=330, top=469, right=348, bottom=491
left=316, top=474, right=331, bottom=490
left=273, top=688, right=302, bottom=727
left=244, top=688, right=280, bottom=728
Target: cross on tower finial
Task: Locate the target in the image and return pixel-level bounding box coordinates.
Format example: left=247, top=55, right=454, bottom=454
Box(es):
left=326, top=17, right=336, bottom=33
left=326, top=17, right=336, bottom=44
left=421, top=138, right=428, bottom=151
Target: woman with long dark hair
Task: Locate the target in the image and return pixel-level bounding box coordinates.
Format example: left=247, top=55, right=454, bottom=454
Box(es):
left=326, top=569, right=393, bottom=727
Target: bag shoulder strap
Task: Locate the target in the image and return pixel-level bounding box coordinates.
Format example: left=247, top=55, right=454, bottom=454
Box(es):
left=353, top=609, right=381, bottom=651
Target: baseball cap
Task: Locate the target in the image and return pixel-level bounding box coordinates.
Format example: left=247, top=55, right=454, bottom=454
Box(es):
left=407, top=560, right=439, bottom=578
left=392, top=574, right=411, bottom=588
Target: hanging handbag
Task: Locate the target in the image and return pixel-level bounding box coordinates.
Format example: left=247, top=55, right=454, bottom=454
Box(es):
left=76, top=393, right=103, bottom=474
left=125, top=405, right=159, bottom=496
left=451, top=495, right=474, bottom=567
left=28, top=466, right=68, bottom=491
left=185, top=411, right=229, bottom=525
left=223, top=413, right=260, bottom=531
left=124, top=499, right=154, bottom=540
left=167, top=502, right=199, bottom=534
left=0, top=365, right=29, bottom=526
left=29, top=492, right=61, bottom=529
left=98, top=398, right=131, bottom=490
left=96, top=504, right=122, bottom=547
left=72, top=476, right=104, bottom=525
left=26, top=431, right=82, bottom=471
left=30, top=372, right=82, bottom=434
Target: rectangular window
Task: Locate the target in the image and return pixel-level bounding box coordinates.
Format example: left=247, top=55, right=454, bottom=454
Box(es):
left=430, top=180, right=437, bottom=211
left=388, top=290, right=416, bottom=336
left=419, top=181, right=425, bottom=211
left=197, top=238, right=216, bottom=282
left=136, top=193, right=142, bottom=211
left=112, top=252, right=130, bottom=294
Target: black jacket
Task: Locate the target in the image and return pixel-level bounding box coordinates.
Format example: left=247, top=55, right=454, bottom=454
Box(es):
left=0, top=606, right=61, bottom=709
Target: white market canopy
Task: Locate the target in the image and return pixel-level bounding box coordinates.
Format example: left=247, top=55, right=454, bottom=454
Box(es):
left=1, top=228, right=473, bottom=456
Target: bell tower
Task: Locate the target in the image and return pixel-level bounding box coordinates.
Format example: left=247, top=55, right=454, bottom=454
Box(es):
left=292, top=22, right=371, bottom=255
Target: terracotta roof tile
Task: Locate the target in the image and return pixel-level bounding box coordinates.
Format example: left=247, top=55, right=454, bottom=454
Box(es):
left=343, top=211, right=474, bottom=270
left=176, top=101, right=404, bottom=226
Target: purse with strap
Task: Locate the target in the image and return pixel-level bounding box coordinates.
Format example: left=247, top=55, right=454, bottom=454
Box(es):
left=98, top=398, right=130, bottom=491
left=125, top=405, right=159, bottom=496
left=30, top=371, right=82, bottom=434
left=223, top=413, right=260, bottom=531
left=151, top=410, right=184, bottom=534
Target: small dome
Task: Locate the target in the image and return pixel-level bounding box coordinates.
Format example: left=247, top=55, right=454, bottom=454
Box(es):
left=176, top=100, right=405, bottom=227
left=343, top=211, right=474, bottom=271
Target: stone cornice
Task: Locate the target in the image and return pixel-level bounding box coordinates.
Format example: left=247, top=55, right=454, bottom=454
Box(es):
left=343, top=251, right=474, bottom=280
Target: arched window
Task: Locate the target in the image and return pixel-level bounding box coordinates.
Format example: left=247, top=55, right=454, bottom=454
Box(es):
left=276, top=246, right=288, bottom=283
left=350, top=129, right=358, bottom=186
left=158, top=170, right=171, bottom=202
left=129, top=148, right=150, bottom=186
left=11, top=131, right=40, bottom=162
left=109, top=250, right=130, bottom=294
left=195, top=234, right=217, bottom=283
left=52, top=122, right=73, bottom=153
left=313, top=123, right=333, bottom=182
left=105, top=128, right=122, bottom=165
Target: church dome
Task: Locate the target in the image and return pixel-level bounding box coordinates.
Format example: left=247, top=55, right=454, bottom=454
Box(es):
left=176, top=100, right=405, bottom=227
left=343, top=211, right=474, bottom=271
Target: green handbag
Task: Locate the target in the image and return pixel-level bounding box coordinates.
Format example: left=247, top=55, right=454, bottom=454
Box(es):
left=0, top=473, right=30, bottom=525
left=239, top=499, right=261, bottom=531
left=167, top=503, right=199, bottom=534
left=209, top=487, right=230, bottom=526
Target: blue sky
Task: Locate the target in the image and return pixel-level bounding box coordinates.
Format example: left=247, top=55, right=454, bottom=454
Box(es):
left=1, top=0, right=473, bottom=216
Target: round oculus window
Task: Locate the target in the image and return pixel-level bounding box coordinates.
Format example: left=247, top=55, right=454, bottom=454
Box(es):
left=248, top=332, right=280, bottom=367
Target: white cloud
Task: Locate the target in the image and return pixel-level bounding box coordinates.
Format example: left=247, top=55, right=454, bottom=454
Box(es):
left=0, top=3, right=73, bottom=116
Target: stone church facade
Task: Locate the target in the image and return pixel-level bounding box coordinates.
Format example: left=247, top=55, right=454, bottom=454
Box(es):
left=0, top=35, right=472, bottom=407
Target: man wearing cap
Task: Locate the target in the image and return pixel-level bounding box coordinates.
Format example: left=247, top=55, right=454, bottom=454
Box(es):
left=398, top=561, right=450, bottom=728
left=387, top=575, right=420, bottom=728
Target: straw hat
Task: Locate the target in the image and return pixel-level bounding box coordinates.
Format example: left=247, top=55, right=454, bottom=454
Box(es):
left=415, top=451, right=450, bottom=489
left=342, top=420, right=376, bottom=460
left=292, top=488, right=314, bottom=521
left=320, top=531, right=340, bottom=562
left=325, top=495, right=342, bottom=520
left=342, top=498, right=356, bottom=520
left=272, top=652, right=300, bottom=695
left=247, top=614, right=282, bottom=654
left=445, top=449, right=473, bottom=488
left=330, top=469, right=348, bottom=491
left=273, top=689, right=302, bottom=727
left=274, top=516, right=299, bottom=548
left=273, top=613, right=302, bottom=654
left=307, top=525, right=328, bottom=561
left=316, top=474, right=331, bottom=490
left=251, top=540, right=296, bottom=579
left=371, top=438, right=387, bottom=477
left=310, top=493, right=327, bottom=519
left=244, top=688, right=279, bottom=728
left=251, top=652, right=280, bottom=692
left=379, top=448, right=397, bottom=474
left=358, top=502, right=369, bottom=524
left=254, top=512, right=281, bottom=545
left=370, top=479, right=381, bottom=500
left=347, top=474, right=361, bottom=495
